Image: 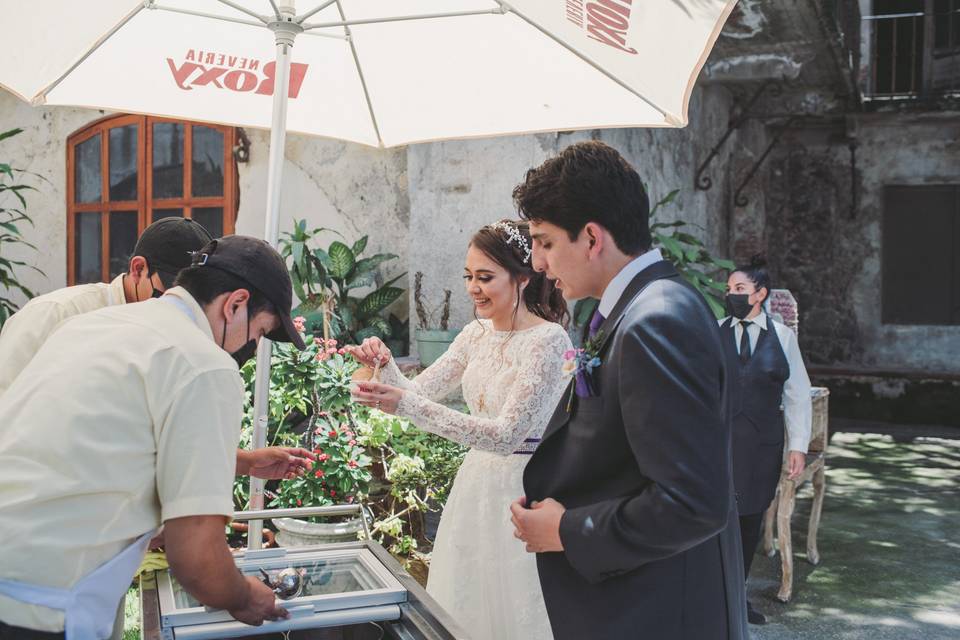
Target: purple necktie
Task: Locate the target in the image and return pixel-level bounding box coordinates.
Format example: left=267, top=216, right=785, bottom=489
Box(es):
left=588, top=309, right=606, bottom=339
left=575, top=309, right=606, bottom=397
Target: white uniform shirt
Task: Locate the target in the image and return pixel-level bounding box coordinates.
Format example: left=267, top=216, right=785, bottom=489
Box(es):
left=720, top=311, right=813, bottom=453
left=0, top=274, right=126, bottom=396
left=0, top=287, right=243, bottom=632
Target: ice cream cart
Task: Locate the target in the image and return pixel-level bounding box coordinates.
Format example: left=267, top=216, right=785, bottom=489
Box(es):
left=139, top=506, right=469, bottom=639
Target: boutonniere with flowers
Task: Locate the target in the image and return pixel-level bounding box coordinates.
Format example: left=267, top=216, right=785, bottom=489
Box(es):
left=562, top=331, right=605, bottom=412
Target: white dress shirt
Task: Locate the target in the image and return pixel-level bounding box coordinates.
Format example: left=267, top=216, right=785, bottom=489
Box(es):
left=721, top=311, right=813, bottom=453
left=598, top=248, right=664, bottom=318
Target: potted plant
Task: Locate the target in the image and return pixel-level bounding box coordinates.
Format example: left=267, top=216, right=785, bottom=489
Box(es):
left=0, top=127, right=45, bottom=327
left=269, top=348, right=374, bottom=546
left=413, top=271, right=459, bottom=367
left=280, top=219, right=408, bottom=352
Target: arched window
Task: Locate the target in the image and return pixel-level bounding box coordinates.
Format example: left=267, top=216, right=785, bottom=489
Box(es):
left=66, top=115, right=238, bottom=284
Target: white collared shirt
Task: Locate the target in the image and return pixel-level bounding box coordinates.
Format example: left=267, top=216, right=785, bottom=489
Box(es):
left=721, top=311, right=813, bottom=453
left=597, top=248, right=664, bottom=318
left=0, top=274, right=126, bottom=396
left=0, top=287, right=242, bottom=631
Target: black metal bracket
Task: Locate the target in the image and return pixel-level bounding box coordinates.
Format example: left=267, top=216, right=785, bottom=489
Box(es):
left=233, top=127, right=251, bottom=163
left=733, top=116, right=797, bottom=207
left=694, top=79, right=783, bottom=191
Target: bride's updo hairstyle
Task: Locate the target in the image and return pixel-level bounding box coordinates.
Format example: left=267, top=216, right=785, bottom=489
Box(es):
left=470, top=219, right=569, bottom=328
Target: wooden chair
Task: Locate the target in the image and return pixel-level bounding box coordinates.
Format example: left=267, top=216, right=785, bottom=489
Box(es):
left=762, top=386, right=829, bottom=602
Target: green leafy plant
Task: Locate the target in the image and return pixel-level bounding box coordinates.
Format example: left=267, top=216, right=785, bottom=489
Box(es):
left=0, top=128, right=45, bottom=327
left=572, top=189, right=734, bottom=334
left=280, top=219, right=406, bottom=346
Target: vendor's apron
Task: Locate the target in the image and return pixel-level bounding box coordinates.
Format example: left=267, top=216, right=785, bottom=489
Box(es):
left=0, top=529, right=158, bottom=639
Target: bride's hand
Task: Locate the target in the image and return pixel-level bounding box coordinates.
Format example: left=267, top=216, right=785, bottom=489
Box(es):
left=344, top=337, right=392, bottom=368
left=351, top=381, right=402, bottom=414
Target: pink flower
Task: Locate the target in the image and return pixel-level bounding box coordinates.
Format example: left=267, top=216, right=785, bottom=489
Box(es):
left=326, top=339, right=338, bottom=347
left=316, top=352, right=329, bottom=362
left=314, top=470, right=324, bottom=478
left=318, top=411, right=329, bottom=418
left=318, top=453, right=331, bottom=462
left=328, top=430, right=338, bottom=438
left=314, top=428, right=322, bottom=435
left=347, top=496, right=355, bottom=504
left=348, top=439, right=356, bottom=446
left=337, top=348, right=346, bottom=355
left=348, top=460, right=358, bottom=469
left=330, top=490, right=337, bottom=497
left=563, top=349, right=576, bottom=360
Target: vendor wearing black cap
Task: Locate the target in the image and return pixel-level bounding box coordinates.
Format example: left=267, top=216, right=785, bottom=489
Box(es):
left=0, top=217, right=213, bottom=396
left=0, top=236, right=307, bottom=638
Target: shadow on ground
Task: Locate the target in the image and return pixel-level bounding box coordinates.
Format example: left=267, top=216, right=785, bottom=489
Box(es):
left=749, top=432, right=960, bottom=640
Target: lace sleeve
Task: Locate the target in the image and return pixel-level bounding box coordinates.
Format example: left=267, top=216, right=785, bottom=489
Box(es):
left=378, top=324, right=476, bottom=401
left=395, top=326, right=572, bottom=454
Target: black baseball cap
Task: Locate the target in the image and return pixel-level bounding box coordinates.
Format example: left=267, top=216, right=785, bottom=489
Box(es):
left=134, top=218, right=214, bottom=287
left=189, top=235, right=306, bottom=350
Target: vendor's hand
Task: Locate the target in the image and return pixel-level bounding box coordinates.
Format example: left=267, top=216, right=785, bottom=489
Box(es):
left=510, top=496, right=566, bottom=553
left=344, top=338, right=392, bottom=369
left=351, top=381, right=403, bottom=414
left=229, top=576, right=289, bottom=626
left=240, top=447, right=315, bottom=480
left=148, top=530, right=165, bottom=551
left=787, top=450, right=806, bottom=480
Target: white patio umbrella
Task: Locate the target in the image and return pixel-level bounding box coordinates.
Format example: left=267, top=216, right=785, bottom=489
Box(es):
left=0, top=0, right=737, bottom=547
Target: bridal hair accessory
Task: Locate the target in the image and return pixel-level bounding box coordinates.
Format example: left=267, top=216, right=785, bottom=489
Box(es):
left=489, top=221, right=532, bottom=264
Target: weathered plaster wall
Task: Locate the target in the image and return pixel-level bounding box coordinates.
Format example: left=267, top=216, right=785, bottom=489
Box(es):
left=3, top=82, right=742, bottom=355
left=746, top=115, right=960, bottom=374
left=0, top=88, right=409, bottom=317
left=0, top=90, right=104, bottom=306
left=406, top=84, right=738, bottom=340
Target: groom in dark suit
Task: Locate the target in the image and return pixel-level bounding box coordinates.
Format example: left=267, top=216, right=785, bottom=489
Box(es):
left=510, top=141, right=748, bottom=640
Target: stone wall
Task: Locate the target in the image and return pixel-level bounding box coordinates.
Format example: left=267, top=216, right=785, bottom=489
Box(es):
left=406, top=83, right=739, bottom=342
left=0, top=88, right=409, bottom=315
left=2, top=82, right=743, bottom=356
left=742, top=114, right=960, bottom=374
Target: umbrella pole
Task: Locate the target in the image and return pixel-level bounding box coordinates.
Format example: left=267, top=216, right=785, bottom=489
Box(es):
left=249, top=0, right=302, bottom=550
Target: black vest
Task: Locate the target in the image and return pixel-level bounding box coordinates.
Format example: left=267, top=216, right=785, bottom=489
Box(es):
left=721, top=315, right=791, bottom=515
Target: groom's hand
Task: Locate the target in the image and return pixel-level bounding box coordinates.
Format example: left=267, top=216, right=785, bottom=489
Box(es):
left=510, top=496, right=566, bottom=553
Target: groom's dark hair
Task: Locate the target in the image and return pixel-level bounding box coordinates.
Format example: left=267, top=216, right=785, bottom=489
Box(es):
left=512, top=141, right=651, bottom=256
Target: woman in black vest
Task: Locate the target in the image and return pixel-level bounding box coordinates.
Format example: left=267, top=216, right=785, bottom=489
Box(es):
left=720, top=256, right=812, bottom=625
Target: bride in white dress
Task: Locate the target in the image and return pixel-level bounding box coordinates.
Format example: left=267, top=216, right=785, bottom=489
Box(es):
left=348, top=220, right=572, bottom=640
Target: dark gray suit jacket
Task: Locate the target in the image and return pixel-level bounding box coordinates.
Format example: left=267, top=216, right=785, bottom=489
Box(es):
left=523, top=260, right=748, bottom=640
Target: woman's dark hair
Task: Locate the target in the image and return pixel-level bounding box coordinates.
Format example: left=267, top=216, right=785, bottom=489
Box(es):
left=733, top=254, right=772, bottom=302
left=512, top=140, right=651, bottom=256
left=174, top=265, right=277, bottom=317
left=470, top=219, right=569, bottom=328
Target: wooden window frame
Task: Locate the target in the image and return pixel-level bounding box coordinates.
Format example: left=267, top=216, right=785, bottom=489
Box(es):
left=66, top=114, right=238, bottom=285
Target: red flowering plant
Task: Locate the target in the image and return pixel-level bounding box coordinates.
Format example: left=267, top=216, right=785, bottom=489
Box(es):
left=237, top=317, right=372, bottom=518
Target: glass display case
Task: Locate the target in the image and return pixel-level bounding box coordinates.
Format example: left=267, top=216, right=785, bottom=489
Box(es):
left=141, top=507, right=468, bottom=640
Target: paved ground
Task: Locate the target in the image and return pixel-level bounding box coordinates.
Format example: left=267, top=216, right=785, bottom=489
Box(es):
left=122, top=430, right=960, bottom=639
left=748, top=432, right=960, bottom=640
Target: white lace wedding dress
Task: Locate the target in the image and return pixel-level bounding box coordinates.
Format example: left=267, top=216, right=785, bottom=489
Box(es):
left=379, top=319, right=572, bottom=640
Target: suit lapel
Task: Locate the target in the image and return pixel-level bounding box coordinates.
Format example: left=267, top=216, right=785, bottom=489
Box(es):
left=539, top=260, right=680, bottom=443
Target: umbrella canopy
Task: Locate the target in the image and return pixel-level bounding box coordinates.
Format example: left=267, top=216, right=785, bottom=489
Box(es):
left=2, top=0, right=736, bottom=148
left=0, top=0, right=735, bottom=548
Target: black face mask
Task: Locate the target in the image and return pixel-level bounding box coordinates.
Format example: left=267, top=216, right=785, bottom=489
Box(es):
left=133, top=275, right=165, bottom=302
left=725, top=293, right=754, bottom=320
left=222, top=310, right=257, bottom=368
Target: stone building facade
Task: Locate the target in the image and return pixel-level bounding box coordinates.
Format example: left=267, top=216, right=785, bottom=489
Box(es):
left=2, top=1, right=957, bottom=426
